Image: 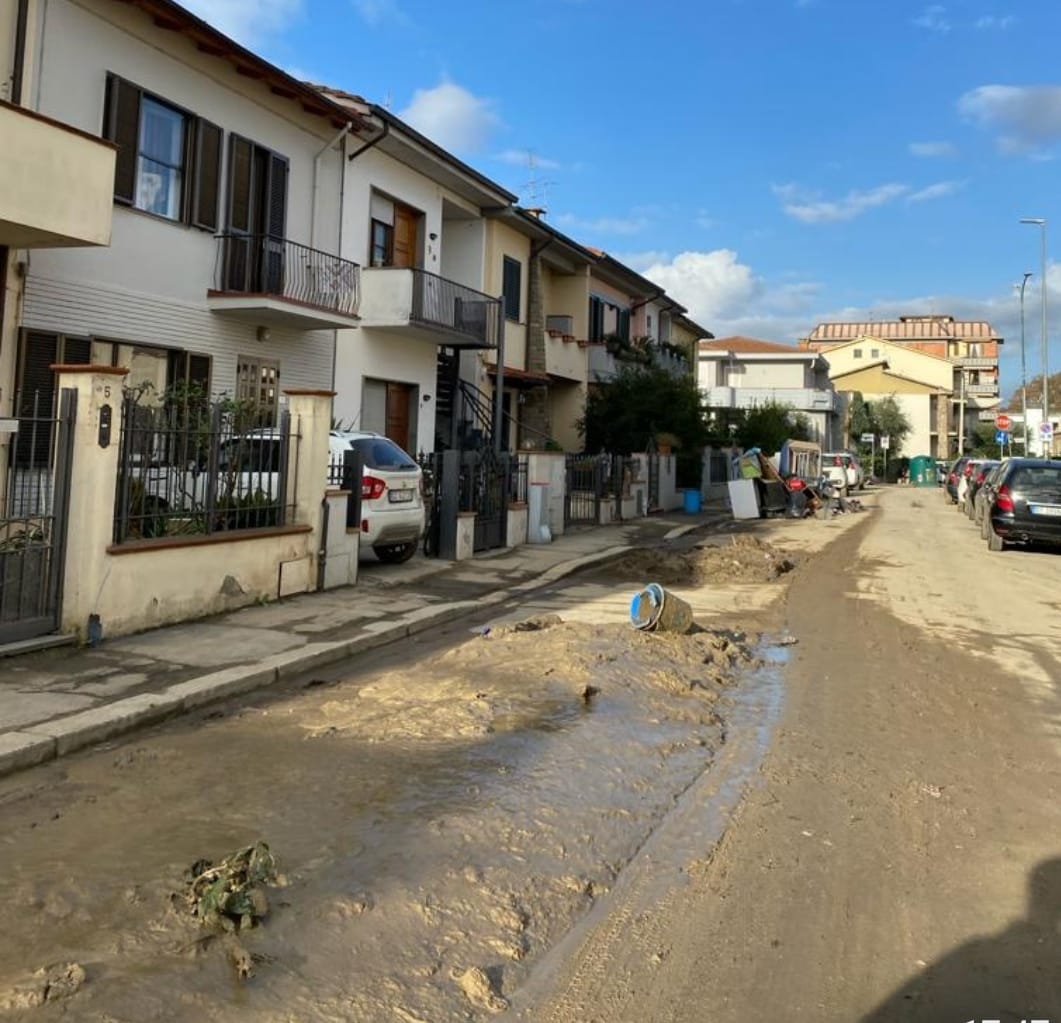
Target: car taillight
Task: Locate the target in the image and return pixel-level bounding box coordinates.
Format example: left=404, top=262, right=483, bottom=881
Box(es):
left=362, top=476, right=386, bottom=500
left=995, top=484, right=1014, bottom=513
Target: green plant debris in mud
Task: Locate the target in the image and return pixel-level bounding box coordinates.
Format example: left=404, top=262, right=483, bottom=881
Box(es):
left=179, top=841, right=280, bottom=934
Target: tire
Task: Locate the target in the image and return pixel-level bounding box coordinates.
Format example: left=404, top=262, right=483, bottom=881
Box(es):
left=374, top=541, right=418, bottom=564
left=987, top=525, right=1005, bottom=552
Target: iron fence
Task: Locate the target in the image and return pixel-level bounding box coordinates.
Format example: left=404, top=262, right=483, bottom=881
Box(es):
left=113, top=395, right=299, bottom=543
left=214, top=233, right=360, bottom=318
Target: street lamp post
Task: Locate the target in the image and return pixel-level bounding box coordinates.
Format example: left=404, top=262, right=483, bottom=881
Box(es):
left=1020, top=217, right=1049, bottom=452
left=1019, top=271, right=1033, bottom=453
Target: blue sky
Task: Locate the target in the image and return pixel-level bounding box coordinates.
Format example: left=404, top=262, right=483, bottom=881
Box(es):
left=185, top=0, right=1061, bottom=400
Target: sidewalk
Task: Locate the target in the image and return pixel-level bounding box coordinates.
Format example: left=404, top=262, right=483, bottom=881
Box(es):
left=0, top=508, right=727, bottom=778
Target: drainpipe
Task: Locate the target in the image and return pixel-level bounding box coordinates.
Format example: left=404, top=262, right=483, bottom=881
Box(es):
left=347, top=120, right=390, bottom=162
left=311, top=121, right=353, bottom=253
left=11, top=0, right=29, bottom=104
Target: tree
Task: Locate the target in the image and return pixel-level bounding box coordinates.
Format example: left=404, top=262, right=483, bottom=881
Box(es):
left=849, top=394, right=912, bottom=478
left=730, top=401, right=812, bottom=455
left=578, top=364, right=709, bottom=454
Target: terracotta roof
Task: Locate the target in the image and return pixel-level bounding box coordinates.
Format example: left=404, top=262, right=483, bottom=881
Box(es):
left=805, top=316, right=1001, bottom=343
left=484, top=364, right=551, bottom=386
left=700, top=336, right=806, bottom=354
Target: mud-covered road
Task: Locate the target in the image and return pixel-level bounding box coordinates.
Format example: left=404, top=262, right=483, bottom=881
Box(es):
left=2, top=489, right=1059, bottom=1022
left=520, top=488, right=1061, bottom=1023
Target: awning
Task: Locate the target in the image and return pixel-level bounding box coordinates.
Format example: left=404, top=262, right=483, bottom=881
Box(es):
left=484, top=363, right=551, bottom=388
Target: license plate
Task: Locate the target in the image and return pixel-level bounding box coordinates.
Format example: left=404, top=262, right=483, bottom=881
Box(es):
left=1029, top=504, right=1061, bottom=517
left=389, top=489, right=414, bottom=503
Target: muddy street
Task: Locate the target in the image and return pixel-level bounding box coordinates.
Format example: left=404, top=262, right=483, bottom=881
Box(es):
left=2, top=490, right=1058, bottom=1021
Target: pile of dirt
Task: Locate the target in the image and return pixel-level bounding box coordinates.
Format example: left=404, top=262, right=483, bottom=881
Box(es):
left=606, top=535, right=796, bottom=586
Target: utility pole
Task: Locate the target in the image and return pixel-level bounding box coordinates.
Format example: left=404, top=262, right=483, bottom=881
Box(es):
left=1019, top=272, right=1032, bottom=454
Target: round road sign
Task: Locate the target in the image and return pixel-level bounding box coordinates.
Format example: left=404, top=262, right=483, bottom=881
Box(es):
left=1040, top=420, right=1053, bottom=438
left=996, top=413, right=1012, bottom=431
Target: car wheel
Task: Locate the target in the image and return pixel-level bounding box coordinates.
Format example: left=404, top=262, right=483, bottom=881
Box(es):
left=987, top=526, right=1006, bottom=552
left=375, top=542, right=418, bottom=564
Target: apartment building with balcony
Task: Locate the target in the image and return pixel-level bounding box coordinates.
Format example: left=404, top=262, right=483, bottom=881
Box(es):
left=801, top=315, right=1002, bottom=456
left=3, top=0, right=365, bottom=427
left=697, top=336, right=840, bottom=447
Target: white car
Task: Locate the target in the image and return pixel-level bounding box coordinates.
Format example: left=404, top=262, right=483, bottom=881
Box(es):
left=822, top=452, right=864, bottom=493
left=328, top=430, right=425, bottom=563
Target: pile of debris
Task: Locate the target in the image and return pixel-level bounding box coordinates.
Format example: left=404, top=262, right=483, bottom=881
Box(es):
left=606, top=535, right=795, bottom=587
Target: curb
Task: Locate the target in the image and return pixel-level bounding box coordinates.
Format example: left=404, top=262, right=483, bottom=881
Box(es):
left=0, top=541, right=657, bottom=780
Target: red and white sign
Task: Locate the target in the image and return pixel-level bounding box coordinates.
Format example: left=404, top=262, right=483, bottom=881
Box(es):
left=995, top=413, right=1012, bottom=431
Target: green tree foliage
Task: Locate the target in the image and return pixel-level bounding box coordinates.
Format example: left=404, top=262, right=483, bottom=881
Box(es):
left=579, top=364, right=709, bottom=454
left=848, top=392, right=913, bottom=477
left=1004, top=371, right=1061, bottom=413
left=731, top=401, right=812, bottom=455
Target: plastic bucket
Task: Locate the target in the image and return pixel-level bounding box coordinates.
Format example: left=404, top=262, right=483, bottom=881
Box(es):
left=682, top=489, right=702, bottom=514
left=629, top=583, right=694, bottom=634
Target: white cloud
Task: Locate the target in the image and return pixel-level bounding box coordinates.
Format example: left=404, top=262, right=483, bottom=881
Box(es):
left=181, top=0, right=301, bottom=45
left=773, top=182, right=909, bottom=224
left=352, top=0, right=410, bottom=26
left=909, top=140, right=958, bottom=158
left=555, top=213, right=650, bottom=236
left=958, top=84, right=1061, bottom=155
left=908, top=179, right=963, bottom=202
left=975, top=14, right=1014, bottom=30
left=495, top=149, right=561, bottom=170
left=913, top=4, right=950, bottom=32
left=640, top=250, right=760, bottom=325
left=398, top=81, right=502, bottom=154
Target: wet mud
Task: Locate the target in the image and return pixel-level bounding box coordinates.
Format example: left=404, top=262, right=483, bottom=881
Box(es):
left=0, top=619, right=764, bottom=1022
left=603, top=534, right=797, bottom=587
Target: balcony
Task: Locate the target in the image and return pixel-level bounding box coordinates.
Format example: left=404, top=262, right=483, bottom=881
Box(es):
left=966, top=381, right=1000, bottom=396
left=703, top=385, right=841, bottom=413
left=587, top=342, right=690, bottom=383
left=0, top=100, right=115, bottom=248
left=358, top=267, right=501, bottom=348
left=956, top=356, right=996, bottom=369
left=208, top=233, right=361, bottom=330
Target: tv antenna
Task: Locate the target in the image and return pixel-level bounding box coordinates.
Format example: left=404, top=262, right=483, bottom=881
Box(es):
left=521, top=151, right=556, bottom=214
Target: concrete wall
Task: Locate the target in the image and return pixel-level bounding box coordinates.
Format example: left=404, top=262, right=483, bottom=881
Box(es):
left=525, top=452, right=566, bottom=536
left=484, top=219, right=529, bottom=373
left=823, top=340, right=953, bottom=390
left=58, top=369, right=333, bottom=639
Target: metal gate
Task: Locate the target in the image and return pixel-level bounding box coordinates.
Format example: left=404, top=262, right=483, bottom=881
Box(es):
left=0, top=389, right=75, bottom=645
left=564, top=453, right=605, bottom=526
left=464, top=450, right=507, bottom=552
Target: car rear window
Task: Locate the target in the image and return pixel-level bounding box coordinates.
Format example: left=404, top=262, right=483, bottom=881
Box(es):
left=349, top=437, right=417, bottom=471
left=1010, top=465, right=1061, bottom=494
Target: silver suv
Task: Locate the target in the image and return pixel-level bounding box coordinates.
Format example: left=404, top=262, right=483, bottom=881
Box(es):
left=822, top=452, right=864, bottom=494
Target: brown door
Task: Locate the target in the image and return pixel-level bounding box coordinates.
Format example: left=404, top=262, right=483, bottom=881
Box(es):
left=385, top=383, right=413, bottom=451
left=392, top=204, right=419, bottom=268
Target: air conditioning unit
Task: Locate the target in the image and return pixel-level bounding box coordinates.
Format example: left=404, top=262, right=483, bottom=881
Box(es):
left=546, top=314, right=573, bottom=335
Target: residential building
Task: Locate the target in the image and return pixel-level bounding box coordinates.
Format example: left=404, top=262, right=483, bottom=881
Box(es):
left=315, top=86, right=515, bottom=456
left=3, top=0, right=365, bottom=429
left=698, top=336, right=840, bottom=447
left=819, top=338, right=954, bottom=456
left=801, top=315, right=1002, bottom=457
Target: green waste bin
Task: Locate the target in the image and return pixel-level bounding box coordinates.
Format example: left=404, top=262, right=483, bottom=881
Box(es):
left=909, top=455, right=935, bottom=486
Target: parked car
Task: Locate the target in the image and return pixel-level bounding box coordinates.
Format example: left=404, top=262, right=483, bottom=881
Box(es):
left=975, top=460, right=1009, bottom=538
left=984, top=458, right=1061, bottom=552
left=944, top=456, right=970, bottom=504
left=956, top=457, right=987, bottom=511
left=330, top=430, right=425, bottom=563
left=822, top=452, right=864, bottom=493
left=965, top=460, right=999, bottom=520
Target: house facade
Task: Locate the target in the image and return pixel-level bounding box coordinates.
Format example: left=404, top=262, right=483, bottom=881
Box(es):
left=801, top=315, right=1002, bottom=457
left=698, top=336, right=840, bottom=447
left=6, top=0, right=367, bottom=428
left=821, top=338, right=955, bottom=456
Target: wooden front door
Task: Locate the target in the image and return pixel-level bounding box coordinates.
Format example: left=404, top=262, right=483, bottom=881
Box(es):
left=385, top=382, right=414, bottom=451
left=392, top=203, right=419, bottom=268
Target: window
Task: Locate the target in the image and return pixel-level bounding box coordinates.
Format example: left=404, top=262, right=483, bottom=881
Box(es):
left=371, top=220, right=393, bottom=266
left=503, top=256, right=522, bottom=321
left=236, top=357, right=280, bottom=427
left=367, top=192, right=420, bottom=268
left=588, top=296, right=630, bottom=342
left=853, top=348, right=863, bottom=358
left=103, top=74, right=222, bottom=229
left=870, top=348, right=880, bottom=358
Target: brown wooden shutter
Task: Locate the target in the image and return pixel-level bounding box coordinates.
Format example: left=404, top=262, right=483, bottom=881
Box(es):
left=227, top=134, right=253, bottom=233
left=188, top=354, right=212, bottom=393
left=60, top=337, right=92, bottom=364
left=103, top=74, right=140, bottom=205
left=265, top=152, right=288, bottom=239
left=192, top=119, right=222, bottom=231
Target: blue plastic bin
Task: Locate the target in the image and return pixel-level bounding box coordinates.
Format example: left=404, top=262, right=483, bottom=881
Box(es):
left=682, top=489, right=702, bottom=514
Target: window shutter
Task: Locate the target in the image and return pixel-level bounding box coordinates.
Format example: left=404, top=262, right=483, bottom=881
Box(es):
left=619, top=309, right=631, bottom=341
left=188, top=354, right=212, bottom=394
left=104, top=74, right=140, bottom=205
left=503, top=257, right=521, bottom=321
left=227, top=134, right=253, bottom=233
left=61, top=337, right=92, bottom=364
left=192, top=119, right=223, bottom=231
left=265, top=152, right=288, bottom=239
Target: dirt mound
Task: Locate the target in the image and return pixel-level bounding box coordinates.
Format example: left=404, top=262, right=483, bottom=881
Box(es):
left=606, top=535, right=796, bottom=586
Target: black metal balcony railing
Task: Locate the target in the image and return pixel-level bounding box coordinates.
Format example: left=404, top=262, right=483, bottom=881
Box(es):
left=214, top=233, right=360, bottom=318
left=410, top=268, right=501, bottom=347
